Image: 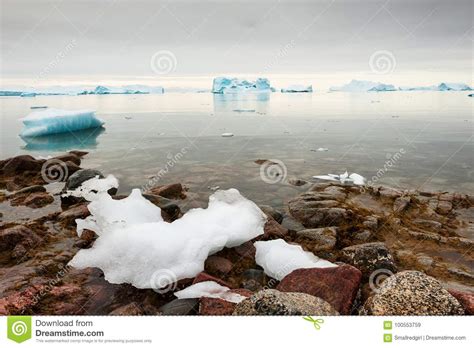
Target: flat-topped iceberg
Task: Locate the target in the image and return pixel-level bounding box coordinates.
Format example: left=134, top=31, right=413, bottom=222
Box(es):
left=437, top=83, right=472, bottom=91
left=68, top=184, right=267, bottom=289
left=20, top=108, right=104, bottom=137
left=79, top=85, right=164, bottom=95
left=212, top=77, right=272, bottom=94
left=330, top=80, right=397, bottom=92
left=281, top=84, right=313, bottom=93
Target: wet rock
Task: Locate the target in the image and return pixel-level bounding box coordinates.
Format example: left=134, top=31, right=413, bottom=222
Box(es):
left=148, top=183, right=187, bottom=200
left=263, top=217, right=288, bottom=239
left=233, top=241, right=256, bottom=259
left=448, top=289, right=474, bottom=315
left=378, top=187, right=402, bottom=199
left=109, top=302, right=143, bottom=315
left=23, top=192, right=54, bottom=208
left=436, top=200, right=453, bottom=215
left=276, top=265, right=362, bottom=314
left=296, top=227, right=337, bottom=251
left=0, top=285, right=46, bottom=315
left=241, top=269, right=266, bottom=292
left=288, top=178, right=307, bottom=187
left=159, top=298, right=199, bottom=315
left=362, top=216, right=378, bottom=230
left=1, top=155, right=44, bottom=176
left=193, top=272, right=233, bottom=288
left=233, top=289, right=338, bottom=315
left=58, top=204, right=90, bottom=224
left=361, top=271, right=464, bottom=315
left=53, top=154, right=81, bottom=166
left=9, top=185, right=46, bottom=196
left=413, top=219, right=442, bottom=230
left=200, top=289, right=252, bottom=315
left=0, top=225, right=42, bottom=252
left=289, top=193, right=349, bottom=227
left=341, top=242, right=397, bottom=278
left=280, top=216, right=305, bottom=231
left=74, top=229, right=97, bottom=249
left=69, top=150, right=89, bottom=158
left=61, top=169, right=112, bottom=205
left=205, top=256, right=233, bottom=275
left=259, top=205, right=283, bottom=224
left=44, top=284, right=89, bottom=315
left=407, top=230, right=447, bottom=243
left=141, top=193, right=181, bottom=221
left=393, top=196, right=410, bottom=212
left=416, top=254, right=434, bottom=270
left=353, top=230, right=372, bottom=242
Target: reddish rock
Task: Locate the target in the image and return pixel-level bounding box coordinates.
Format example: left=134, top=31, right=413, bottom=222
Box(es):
left=0, top=225, right=42, bottom=252
left=58, top=204, right=90, bottom=223
left=199, top=289, right=252, bottom=315
left=276, top=265, right=362, bottom=314
left=1, top=155, right=45, bottom=175
left=233, top=241, right=256, bottom=259
left=448, top=289, right=474, bottom=314
left=109, top=302, right=143, bottom=315
left=205, top=256, right=233, bottom=274
left=53, top=154, right=81, bottom=166
left=192, top=272, right=233, bottom=288
left=0, top=285, right=46, bottom=314
left=22, top=192, right=54, bottom=208
left=263, top=217, right=288, bottom=239
left=148, top=183, right=186, bottom=199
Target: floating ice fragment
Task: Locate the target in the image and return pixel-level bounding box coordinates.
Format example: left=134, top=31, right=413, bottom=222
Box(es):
left=313, top=171, right=366, bottom=185
left=20, top=108, right=104, bottom=137
left=221, top=133, right=234, bottom=137
left=212, top=77, right=272, bottom=94
left=316, top=147, right=328, bottom=152
left=281, top=85, right=313, bottom=93
left=174, top=281, right=246, bottom=303
left=254, top=239, right=336, bottom=280
left=69, top=187, right=266, bottom=289
left=62, top=174, right=120, bottom=208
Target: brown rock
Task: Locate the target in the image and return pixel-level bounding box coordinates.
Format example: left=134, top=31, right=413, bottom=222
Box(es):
left=393, top=196, right=410, bottom=212
left=109, top=302, right=143, bottom=315
left=340, top=242, right=397, bottom=278
left=205, top=256, right=233, bottom=274
left=448, top=289, right=474, bottom=315
left=1, top=155, right=45, bottom=175
left=436, top=200, right=453, bottom=215
left=296, top=227, right=337, bottom=251
left=193, top=272, right=233, bottom=288
left=199, top=289, right=252, bottom=315
left=277, top=265, right=362, bottom=314
left=53, top=154, right=81, bottom=166
left=58, top=204, right=90, bottom=223
left=0, top=225, right=42, bottom=252
left=263, top=217, right=288, bottom=239
left=148, top=183, right=186, bottom=199
left=22, top=192, right=54, bottom=208
left=233, top=241, right=256, bottom=259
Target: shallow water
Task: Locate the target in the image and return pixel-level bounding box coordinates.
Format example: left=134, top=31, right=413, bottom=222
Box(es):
left=1, top=91, right=473, bottom=209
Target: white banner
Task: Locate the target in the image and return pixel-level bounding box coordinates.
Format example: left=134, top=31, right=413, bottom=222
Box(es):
left=0, top=316, right=472, bottom=347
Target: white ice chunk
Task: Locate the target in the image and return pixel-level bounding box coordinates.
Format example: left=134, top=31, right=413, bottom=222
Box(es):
left=281, top=84, right=313, bottom=93
left=69, top=188, right=266, bottom=289
left=330, top=79, right=396, bottom=92
left=313, top=171, right=366, bottom=186
left=20, top=108, right=104, bottom=137
left=255, top=239, right=336, bottom=280
left=368, top=83, right=396, bottom=92
left=63, top=174, right=119, bottom=203
left=437, top=82, right=472, bottom=91
left=174, top=281, right=246, bottom=303
left=221, top=132, right=234, bottom=137
left=212, top=77, right=272, bottom=94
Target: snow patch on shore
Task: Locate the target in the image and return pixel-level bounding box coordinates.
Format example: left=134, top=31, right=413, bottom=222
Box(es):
left=174, top=281, right=246, bottom=303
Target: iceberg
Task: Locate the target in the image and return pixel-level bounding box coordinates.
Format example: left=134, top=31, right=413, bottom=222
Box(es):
left=78, top=85, right=164, bottom=95
left=437, top=83, right=472, bottom=91
left=20, top=108, right=104, bottom=137
left=174, top=281, right=246, bottom=303
left=330, top=79, right=396, bottom=92
left=281, top=85, right=313, bottom=93
left=254, top=239, right=336, bottom=280
left=313, top=171, right=366, bottom=186
left=212, top=77, right=272, bottom=94
left=68, top=184, right=267, bottom=289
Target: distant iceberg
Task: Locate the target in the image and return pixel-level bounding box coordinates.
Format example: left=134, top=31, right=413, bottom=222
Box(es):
left=437, top=83, right=472, bottom=91
left=368, top=83, right=396, bottom=92
left=79, top=85, right=164, bottom=95
left=212, top=77, right=272, bottom=94
left=329, top=79, right=392, bottom=92
left=281, top=84, right=313, bottom=93
left=20, top=108, right=104, bottom=137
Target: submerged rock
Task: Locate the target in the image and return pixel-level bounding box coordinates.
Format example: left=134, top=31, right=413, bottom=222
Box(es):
left=341, top=242, right=397, bottom=278
left=148, top=183, right=187, bottom=200
left=233, top=289, right=338, bottom=315
left=277, top=265, right=362, bottom=314
left=362, top=271, right=464, bottom=315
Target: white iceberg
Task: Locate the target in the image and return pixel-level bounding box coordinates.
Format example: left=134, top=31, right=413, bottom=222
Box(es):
left=174, top=281, right=246, bottom=303
left=69, top=186, right=266, bottom=289
left=330, top=79, right=396, bottom=92
left=212, top=77, right=272, bottom=94
left=313, top=171, right=366, bottom=186
left=437, top=83, right=472, bottom=91
left=79, top=85, right=164, bottom=95
left=62, top=175, right=119, bottom=204
left=20, top=108, right=104, bottom=137
left=281, top=84, right=313, bottom=93
left=254, top=239, right=336, bottom=280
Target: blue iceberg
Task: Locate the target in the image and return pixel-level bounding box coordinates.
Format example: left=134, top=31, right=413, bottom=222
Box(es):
left=212, top=77, right=272, bottom=94
left=368, top=83, right=396, bottom=92
left=437, top=83, right=472, bottom=91
left=20, top=108, right=105, bottom=137
left=281, top=84, right=313, bottom=93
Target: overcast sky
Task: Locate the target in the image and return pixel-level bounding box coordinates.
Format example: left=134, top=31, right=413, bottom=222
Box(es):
left=1, top=0, right=472, bottom=88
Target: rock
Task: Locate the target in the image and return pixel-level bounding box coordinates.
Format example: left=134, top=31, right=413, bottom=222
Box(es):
left=263, top=217, right=288, bottom=239
left=192, top=272, right=233, bottom=288
left=159, top=298, right=199, bottom=315
left=148, top=183, right=186, bottom=200
left=233, top=241, right=256, bottom=259
left=200, top=289, right=252, bottom=315
left=241, top=269, right=266, bottom=291
left=296, top=227, right=337, bottom=251
left=141, top=193, right=181, bottom=221
left=0, top=225, right=42, bottom=252
left=362, top=271, right=464, bottom=315
left=378, top=187, right=402, bottom=198
left=109, top=302, right=143, bottom=315
left=416, top=254, right=434, bottom=270
left=74, top=229, right=97, bottom=248
left=436, top=200, right=453, bottom=215
left=393, top=196, right=410, bottom=212
left=289, top=193, right=349, bottom=227
left=413, top=219, right=442, bottom=230
left=259, top=205, right=283, bottom=224
left=53, top=154, right=81, bottom=166
left=288, top=178, right=307, bottom=186
left=362, top=216, right=378, bottom=230
left=448, top=289, right=474, bottom=315
left=9, top=185, right=46, bottom=196
left=353, top=230, right=372, bottom=242
left=276, top=265, right=362, bottom=314
left=58, top=204, right=90, bottom=224
left=44, top=284, right=89, bottom=315
left=205, top=256, right=233, bottom=275
left=1, top=155, right=44, bottom=175
left=69, top=150, right=89, bottom=157
left=61, top=169, right=114, bottom=205
left=0, top=285, right=46, bottom=314
left=22, top=192, right=54, bottom=208
left=341, top=242, right=397, bottom=278
left=233, top=289, right=338, bottom=315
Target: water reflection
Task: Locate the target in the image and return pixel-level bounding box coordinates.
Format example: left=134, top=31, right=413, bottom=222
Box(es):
left=213, top=92, right=271, bottom=114
left=21, top=127, right=105, bottom=151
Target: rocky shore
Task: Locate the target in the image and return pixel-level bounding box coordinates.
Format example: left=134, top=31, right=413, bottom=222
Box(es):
left=0, top=152, right=473, bottom=316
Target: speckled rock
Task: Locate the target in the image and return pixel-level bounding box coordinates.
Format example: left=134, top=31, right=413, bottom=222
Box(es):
left=341, top=242, right=397, bottom=278
left=296, top=227, right=337, bottom=251
left=361, top=271, right=464, bottom=315
left=232, top=289, right=339, bottom=315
